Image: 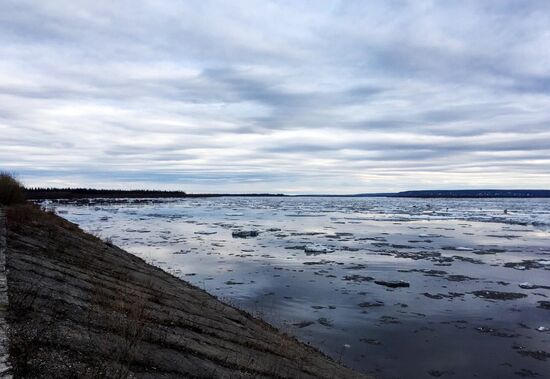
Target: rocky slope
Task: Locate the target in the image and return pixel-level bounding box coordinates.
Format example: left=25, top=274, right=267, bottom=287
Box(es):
left=2, top=205, right=368, bottom=379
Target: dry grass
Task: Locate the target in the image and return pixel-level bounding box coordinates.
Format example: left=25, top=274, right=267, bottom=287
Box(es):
left=0, top=172, right=25, bottom=206
left=6, top=202, right=79, bottom=235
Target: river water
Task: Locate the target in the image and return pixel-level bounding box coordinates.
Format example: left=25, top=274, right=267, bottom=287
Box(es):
left=48, top=197, right=550, bottom=378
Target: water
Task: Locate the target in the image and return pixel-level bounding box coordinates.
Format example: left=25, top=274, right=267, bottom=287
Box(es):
left=48, top=197, right=550, bottom=378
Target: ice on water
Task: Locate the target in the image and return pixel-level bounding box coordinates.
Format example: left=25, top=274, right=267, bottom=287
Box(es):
left=48, top=197, right=550, bottom=379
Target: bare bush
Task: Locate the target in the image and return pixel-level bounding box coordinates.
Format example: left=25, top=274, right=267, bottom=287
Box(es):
left=0, top=172, right=25, bottom=206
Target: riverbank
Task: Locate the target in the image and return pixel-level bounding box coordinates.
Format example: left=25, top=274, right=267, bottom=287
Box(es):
left=1, top=204, right=367, bottom=378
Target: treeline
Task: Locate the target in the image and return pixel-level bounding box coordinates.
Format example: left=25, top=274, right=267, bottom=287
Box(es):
left=392, top=190, right=550, bottom=198
left=24, top=187, right=286, bottom=200
left=25, top=187, right=188, bottom=199
left=22, top=187, right=550, bottom=200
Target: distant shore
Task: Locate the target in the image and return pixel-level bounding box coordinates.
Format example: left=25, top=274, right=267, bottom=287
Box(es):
left=25, top=188, right=550, bottom=200
left=25, top=188, right=286, bottom=200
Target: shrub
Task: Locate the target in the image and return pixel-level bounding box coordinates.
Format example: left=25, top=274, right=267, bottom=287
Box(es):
left=0, top=172, right=25, bottom=205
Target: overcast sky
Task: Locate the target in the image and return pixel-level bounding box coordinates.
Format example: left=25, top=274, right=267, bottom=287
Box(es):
left=1, top=1, right=550, bottom=194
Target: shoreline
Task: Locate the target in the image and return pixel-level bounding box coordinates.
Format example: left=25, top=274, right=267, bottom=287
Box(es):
left=1, top=204, right=368, bottom=378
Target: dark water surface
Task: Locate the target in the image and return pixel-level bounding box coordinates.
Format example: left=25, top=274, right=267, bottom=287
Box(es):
left=49, top=197, right=550, bottom=378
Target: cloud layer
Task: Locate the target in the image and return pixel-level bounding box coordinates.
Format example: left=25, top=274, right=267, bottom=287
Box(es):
left=1, top=0, right=550, bottom=193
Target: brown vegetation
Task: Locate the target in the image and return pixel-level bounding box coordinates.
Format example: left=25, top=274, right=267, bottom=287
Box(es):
left=0, top=173, right=25, bottom=206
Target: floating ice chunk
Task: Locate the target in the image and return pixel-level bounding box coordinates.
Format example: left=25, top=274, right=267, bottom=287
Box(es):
left=455, top=246, right=474, bottom=251
left=285, top=213, right=326, bottom=217
left=304, top=244, right=334, bottom=254
left=194, top=230, right=217, bottom=235
left=537, top=326, right=549, bottom=332
left=232, top=230, right=259, bottom=238
left=442, top=245, right=474, bottom=251
left=538, top=260, right=550, bottom=266
left=374, top=280, right=410, bottom=288
left=225, top=212, right=244, bottom=216
left=519, top=282, right=536, bottom=289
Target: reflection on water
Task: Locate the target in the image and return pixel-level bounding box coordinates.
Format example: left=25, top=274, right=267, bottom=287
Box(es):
left=48, top=197, right=550, bottom=378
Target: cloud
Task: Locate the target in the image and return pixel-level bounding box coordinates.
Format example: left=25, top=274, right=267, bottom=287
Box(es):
left=0, top=0, right=549, bottom=193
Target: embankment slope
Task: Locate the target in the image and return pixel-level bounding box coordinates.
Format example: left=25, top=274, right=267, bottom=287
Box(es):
left=2, top=206, right=368, bottom=378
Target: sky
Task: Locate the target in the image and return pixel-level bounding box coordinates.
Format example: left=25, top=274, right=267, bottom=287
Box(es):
left=1, top=1, right=550, bottom=194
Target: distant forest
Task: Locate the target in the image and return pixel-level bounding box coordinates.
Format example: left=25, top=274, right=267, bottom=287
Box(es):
left=23, top=188, right=550, bottom=200
left=24, top=188, right=285, bottom=200
left=391, top=190, right=550, bottom=198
